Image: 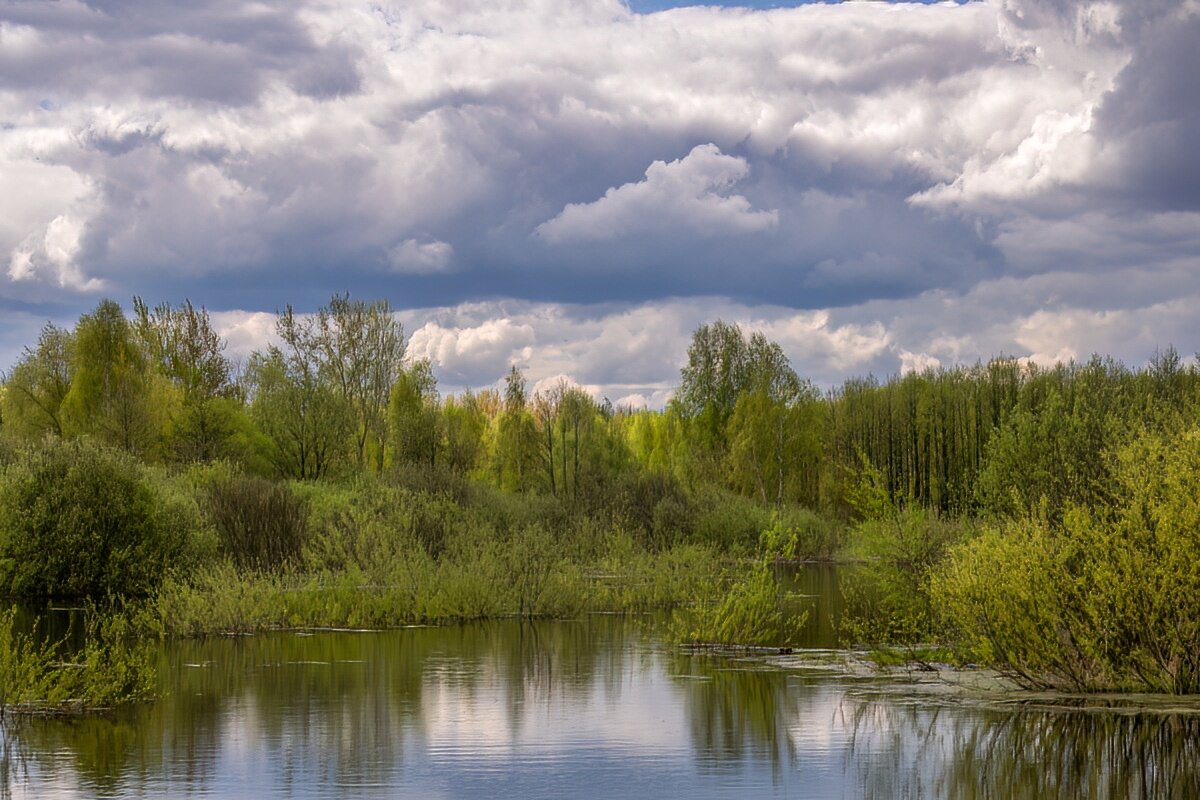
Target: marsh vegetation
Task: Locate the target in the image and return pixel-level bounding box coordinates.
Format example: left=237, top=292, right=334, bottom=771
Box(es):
left=3, top=295, right=1200, bottom=714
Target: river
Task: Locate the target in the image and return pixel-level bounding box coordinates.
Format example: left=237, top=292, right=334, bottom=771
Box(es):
left=3, top=566, right=1198, bottom=799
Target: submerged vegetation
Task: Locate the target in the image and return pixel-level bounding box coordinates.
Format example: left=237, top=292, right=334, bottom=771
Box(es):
left=0, top=608, right=155, bottom=717
left=3, top=294, right=1200, bottom=705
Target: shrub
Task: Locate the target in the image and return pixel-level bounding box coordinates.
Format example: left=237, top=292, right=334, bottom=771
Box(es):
left=0, top=438, right=199, bottom=598
left=689, top=487, right=774, bottom=553
left=0, top=606, right=156, bottom=714
left=839, top=507, right=972, bottom=647
left=759, top=508, right=840, bottom=561
left=674, top=558, right=806, bottom=647
left=206, top=475, right=308, bottom=571
left=934, top=428, right=1200, bottom=693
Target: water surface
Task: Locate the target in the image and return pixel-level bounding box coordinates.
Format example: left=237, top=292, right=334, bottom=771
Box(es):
left=4, top=567, right=1198, bottom=799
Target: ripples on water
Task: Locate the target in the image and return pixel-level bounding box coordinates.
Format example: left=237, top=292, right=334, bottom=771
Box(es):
left=3, top=569, right=1199, bottom=799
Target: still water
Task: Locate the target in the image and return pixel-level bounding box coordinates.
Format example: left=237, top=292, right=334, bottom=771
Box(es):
left=4, top=567, right=1199, bottom=799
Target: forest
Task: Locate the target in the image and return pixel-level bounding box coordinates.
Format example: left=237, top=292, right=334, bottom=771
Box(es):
left=3, top=293, right=1200, bottom=711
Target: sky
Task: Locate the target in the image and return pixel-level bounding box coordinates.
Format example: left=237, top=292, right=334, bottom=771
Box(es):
left=1, top=0, right=1198, bottom=408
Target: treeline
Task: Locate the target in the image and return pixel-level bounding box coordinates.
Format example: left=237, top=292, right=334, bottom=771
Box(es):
left=4, top=298, right=1200, bottom=525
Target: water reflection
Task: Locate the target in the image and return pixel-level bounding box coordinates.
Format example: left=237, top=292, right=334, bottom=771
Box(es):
left=841, top=693, right=1200, bottom=799
left=2, top=612, right=1198, bottom=798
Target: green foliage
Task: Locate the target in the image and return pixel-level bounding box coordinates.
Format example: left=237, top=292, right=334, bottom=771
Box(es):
left=673, top=559, right=806, bottom=647
left=205, top=475, right=309, bottom=571
left=935, top=427, right=1200, bottom=693
left=0, top=606, right=156, bottom=715
left=726, top=386, right=823, bottom=507
left=839, top=508, right=971, bottom=647
left=0, top=438, right=203, bottom=598
left=1, top=322, right=73, bottom=438
left=248, top=346, right=354, bottom=480
left=493, top=368, right=539, bottom=492
left=759, top=508, right=839, bottom=561
left=389, top=359, right=441, bottom=467
left=674, top=320, right=802, bottom=448
left=61, top=300, right=160, bottom=454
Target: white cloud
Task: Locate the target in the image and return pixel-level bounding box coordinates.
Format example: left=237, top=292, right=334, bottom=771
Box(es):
left=0, top=0, right=1196, bottom=394
left=387, top=239, right=454, bottom=274
left=7, top=214, right=104, bottom=292
left=535, top=144, right=777, bottom=243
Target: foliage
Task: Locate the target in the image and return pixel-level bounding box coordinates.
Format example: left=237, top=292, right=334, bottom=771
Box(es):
left=247, top=346, right=354, bottom=480
left=61, top=299, right=160, bottom=454
left=205, top=475, right=309, bottom=571
left=934, top=427, right=1200, bottom=693
left=758, top=508, right=839, bottom=562
left=0, top=607, right=156, bottom=715
left=1, top=323, right=73, bottom=438
left=132, top=297, right=242, bottom=462
left=839, top=508, right=971, bottom=647
left=674, top=320, right=802, bottom=446
left=673, top=559, right=806, bottom=648
left=389, top=359, right=441, bottom=467
left=0, top=438, right=203, bottom=598
left=285, top=295, right=406, bottom=469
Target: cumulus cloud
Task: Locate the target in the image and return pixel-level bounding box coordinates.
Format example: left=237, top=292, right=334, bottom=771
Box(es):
left=535, top=144, right=777, bottom=243
left=7, top=214, right=104, bottom=292
left=0, top=0, right=1197, bottom=392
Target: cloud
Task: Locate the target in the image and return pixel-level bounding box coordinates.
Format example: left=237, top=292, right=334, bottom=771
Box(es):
left=0, top=0, right=1197, bottom=395
left=7, top=214, right=104, bottom=292
left=388, top=239, right=455, bottom=274
left=535, top=144, right=777, bottom=243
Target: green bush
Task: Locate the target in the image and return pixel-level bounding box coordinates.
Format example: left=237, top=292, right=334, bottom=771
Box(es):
left=0, top=605, right=156, bottom=714
left=689, top=487, right=774, bottom=553
left=934, top=428, right=1200, bottom=693
left=206, top=475, right=308, bottom=571
left=0, top=438, right=201, bottom=598
left=839, top=507, right=971, bottom=647
left=673, top=558, right=805, bottom=647
left=759, top=508, right=840, bottom=561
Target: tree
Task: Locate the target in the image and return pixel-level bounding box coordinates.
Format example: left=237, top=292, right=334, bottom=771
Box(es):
left=308, top=295, right=405, bottom=469
left=494, top=367, right=538, bottom=491
left=132, top=297, right=240, bottom=462
left=389, top=359, right=441, bottom=467
left=443, top=390, right=488, bottom=473
left=727, top=383, right=823, bottom=506
left=247, top=310, right=354, bottom=480
left=674, top=321, right=801, bottom=450
left=61, top=300, right=159, bottom=454
left=1, top=323, right=73, bottom=438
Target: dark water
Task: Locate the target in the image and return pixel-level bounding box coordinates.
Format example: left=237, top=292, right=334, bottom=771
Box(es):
left=4, top=566, right=1199, bottom=799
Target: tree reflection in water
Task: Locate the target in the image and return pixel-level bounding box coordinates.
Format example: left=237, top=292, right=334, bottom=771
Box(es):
left=2, top=617, right=1199, bottom=799
left=844, top=694, right=1200, bottom=799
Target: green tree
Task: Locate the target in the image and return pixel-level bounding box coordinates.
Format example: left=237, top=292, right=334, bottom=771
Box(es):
left=674, top=321, right=802, bottom=452
left=0, top=438, right=200, bottom=598
left=132, top=297, right=241, bottom=462
left=61, top=300, right=159, bottom=454
left=389, top=359, right=441, bottom=467
left=494, top=366, right=538, bottom=491
left=727, top=382, right=823, bottom=506
left=1, top=322, right=73, bottom=438
left=443, top=390, right=488, bottom=473
left=247, top=326, right=353, bottom=480
left=309, top=295, right=406, bottom=469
